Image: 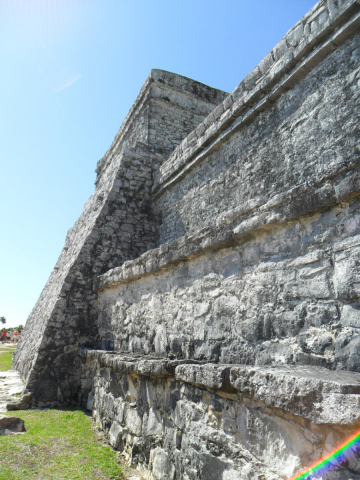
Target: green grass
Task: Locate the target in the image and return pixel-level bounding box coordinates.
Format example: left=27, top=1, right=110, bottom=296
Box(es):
left=0, top=346, right=124, bottom=480
left=0, top=351, right=13, bottom=370
left=0, top=408, right=124, bottom=480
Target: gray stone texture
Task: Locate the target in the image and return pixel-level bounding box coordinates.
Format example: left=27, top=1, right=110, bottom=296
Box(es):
left=0, top=415, right=25, bottom=436
left=154, top=27, right=360, bottom=244
left=153, top=0, right=360, bottom=196
left=96, top=70, right=228, bottom=183
left=0, top=370, right=25, bottom=412
left=79, top=350, right=360, bottom=479
left=13, top=1, right=360, bottom=478
left=96, top=204, right=360, bottom=372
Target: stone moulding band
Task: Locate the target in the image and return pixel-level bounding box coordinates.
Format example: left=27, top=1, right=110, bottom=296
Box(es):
left=81, top=349, right=360, bottom=425
left=95, top=156, right=360, bottom=291
left=152, top=2, right=360, bottom=198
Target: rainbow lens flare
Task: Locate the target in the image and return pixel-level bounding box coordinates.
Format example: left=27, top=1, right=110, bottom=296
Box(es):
left=288, top=429, right=360, bottom=480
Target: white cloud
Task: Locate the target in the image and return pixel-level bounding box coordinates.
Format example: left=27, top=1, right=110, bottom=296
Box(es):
left=54, top=73, right=81, bottom=92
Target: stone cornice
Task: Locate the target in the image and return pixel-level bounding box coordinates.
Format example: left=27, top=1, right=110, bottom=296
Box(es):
left=152, top=0, right=360, bottom=198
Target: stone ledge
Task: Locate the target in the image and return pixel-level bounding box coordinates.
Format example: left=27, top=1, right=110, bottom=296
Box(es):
left=81, top=350, right=360, bottom=425
left=175, top=364, right=232, bottom=391
left=230, top=365, right=360, bottom=425
left=96, top=158, right=360, bottom=291
left=152, top=1, right=360, bottom=197
left=80, top=349, right=202, bottom=378
left=177, top=363, right=360, bottom=425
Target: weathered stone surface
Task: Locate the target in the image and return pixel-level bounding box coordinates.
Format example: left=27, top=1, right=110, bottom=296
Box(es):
left=230, top=364, right=360, bottom=424
left=0, top=370, right=25, bottom=412
left=0, top=415, right=25, bottom=435
left=13, top=1, right=360, bottom=478
left=175, top=364, right=231, bottom=390
left=153, top=1, right=360, bottom=199
left=81, top=351, right=360, bottom=479
left=154, top=28, right=360, bottom=244
left=95, top=219, right=360, bottom=373
left=6, top=393, right=33, bottom=412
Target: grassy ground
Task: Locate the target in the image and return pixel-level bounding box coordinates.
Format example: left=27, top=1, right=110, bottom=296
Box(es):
left=0, top=344, right=16, bottom=371
left=0, top=409, right=125, bottom=480
left=0, top=344, right=125, bottom=480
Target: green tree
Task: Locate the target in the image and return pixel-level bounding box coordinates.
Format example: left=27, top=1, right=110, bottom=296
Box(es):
left=0, top=316, right=6, bottom=325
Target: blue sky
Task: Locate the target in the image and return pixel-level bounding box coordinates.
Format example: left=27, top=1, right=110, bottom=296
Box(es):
left=0, top=0, right=316, bottom=328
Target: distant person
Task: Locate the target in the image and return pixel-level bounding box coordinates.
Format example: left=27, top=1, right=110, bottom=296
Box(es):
left=13, top=330, right=18, bottom=343
left=1, top=328, right=6, bottom=342
left=6, top=331, right=11, bottom=342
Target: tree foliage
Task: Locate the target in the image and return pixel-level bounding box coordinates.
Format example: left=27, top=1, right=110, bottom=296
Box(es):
left=3, top=324, right=23, bottom=332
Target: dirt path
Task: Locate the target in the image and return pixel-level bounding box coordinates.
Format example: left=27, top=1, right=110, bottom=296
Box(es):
left=0, top=343, right=17, bottom=354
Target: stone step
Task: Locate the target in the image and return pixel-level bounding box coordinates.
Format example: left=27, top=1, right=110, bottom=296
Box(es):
left=83, top=349, right=360, bottom=425
left=178, top=363, right=360, bottom=425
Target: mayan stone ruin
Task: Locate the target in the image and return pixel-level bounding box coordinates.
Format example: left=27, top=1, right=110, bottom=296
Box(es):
left=13, top=1, right=360, bottom=478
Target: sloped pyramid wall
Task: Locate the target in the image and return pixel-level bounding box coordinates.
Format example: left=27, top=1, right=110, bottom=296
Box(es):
left=13, top=70, right=227, bottom=404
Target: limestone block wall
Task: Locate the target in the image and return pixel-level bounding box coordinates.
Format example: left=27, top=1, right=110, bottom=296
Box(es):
left=96, top=195, right=360, bottom=371
left=80, top=351, right=360, bottom=480
left=94, top=1, right=360, bottom=374
left=153, top=0, right=360, bottom=195
left=153, top=26, right=360, bottom=244
left=147, top=70, right=228, bottom=157
left=83, top=6, right=360, bottom=475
